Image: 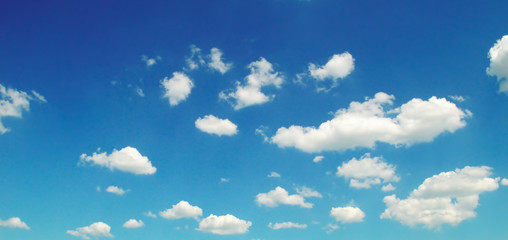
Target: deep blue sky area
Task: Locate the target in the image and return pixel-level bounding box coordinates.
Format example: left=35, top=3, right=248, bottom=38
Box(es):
left=1, top=0, right=508, bottom=239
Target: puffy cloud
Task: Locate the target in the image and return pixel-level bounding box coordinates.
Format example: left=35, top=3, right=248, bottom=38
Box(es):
left=161, top=72, right=194, bottom=106
left=501, top=178, right=508, bottom=186
left=337, top=154, right=399, bottom=189
left=123, top=219, right=144, bottom=228
left=256, top=186, right=313, bottom=208
left=271, top=92, right=469, bottom=153
left=330, top=206, right=365, bottom=223
left=313, top=155, right=324, bottom=163
left=208, top=48, right=232, bottom=74
left=323, top=223, right=340, bottom=233
left=219, top=57, right=283, bottom=110
left=141, top=55, right=161, bottom=67
left=296, top=186, right=322, bottom=198
left=159, top=201, right=202, bottom=220
left=0, top=217, right=30, bottom=230
left=195, top=115, right=238, bottom=136
left=144, top=211, right=157, bottom=218
left=308, top=52, right=354, bottom=91
left=106, top=185, right=128, bottom=195
left=268, top=222, right=307, bottom=230
left=66, top=222, right=113, bottom=239
left=267, top=171, right=281, bottom=178
left=380, top=166, right=499, bottom=229
left=197, top=214, right=252, bottom=235
left=79, top=146, right=156, bottom=175
left=486, top=35, right=508, bottom=93
left=381, top=184, right=396, bottom=192
left=0, top=84, right=45, bottom=134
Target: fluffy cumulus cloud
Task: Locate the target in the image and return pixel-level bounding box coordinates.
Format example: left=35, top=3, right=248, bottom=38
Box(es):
left=486, top=35, right=508, bottom=93
left=0, top=217, right=30, bottom=230
left=271, top=92, right=469, bottom=153
left=159, top=200, right=203, bottom=220
left=0, top=84, right=46, bottom=134
left=337, top=154, right=399, bottom=189
left=382, top=184, right=396, bottom=192
left=67, top=222, right=113, bottom=239
left=79, top=146, right=156, bottom=175
left=380, top=166, right=499, bottom=229
left=123, top=219, right=144, bottom=228
left=296, top=186, right=322, bottom=198
left=161, top=72, right=194, bottom=106
left=197, top=214, right=252, bottom=235
left=208, top=48, right=232, bottom=74
left=219, top=57, right=283, bottom=110
left=195, top=115, right=238, bottom=136
left=268, top=221, right=307, bottom=230
left=501, top=178, right=508, bottom=186
left=256, top=186, right=313, bottom=208
left=330, top=206, right=365, bottom=223
left=313, top=155, right=324, bottom=163
left=308, top=52, right=354, bottom=91
left=106, top=185, right=128, bottom=195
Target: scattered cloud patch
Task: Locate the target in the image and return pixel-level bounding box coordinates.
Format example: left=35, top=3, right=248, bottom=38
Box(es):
left=106, top=185, right=128, bottom=195
left=256, top=186, right=313, bottom=208
left=159, top=200, right=202, bottom=220
left=382, top=184, right=396, bottom=192
left=0, top=217, right=30, bottom=230
left=161, top=72, right=194, bottom=106
left=67, top=222, right=113, bottom=239
left=381, top=166, right=499, bottom=229
left=449, top=95, right=465, bottom=102
left=220, top=178, right=230, bottom=183
left=323, top=223, right=339, bottom=233
left=268, top=222, right=307, bottom=230
left=208, top=48, right=232, bottom=74
left=219, top=58, right=283, bottom=110
left=144, top=211, right=157, bottom=218
left=123, top=219, right=144, bottom=229
left=0, top=84, right=46, bottom=134
left=271, top=92, right=469, bottom=153
left=313, top=156, right=324, bottom=163
left=197, top=214, right=252, bottom=235
left=255, top=125, right=269, bottom=142
left=501, top=178, right=508, bottom=186
left=330, top=206, right=365, bottom=223
left=267, top=171, right=281, bottom=178
left=337, top=154, right=399, bottom=189
left=185, top=45, right=205, bottom=71
left=79, top=146, right=156, bottom=175
left=195, top=115, right=238, bottom=136
left=141, top=55, right=161, bottom=67
left=296, top=186, right=322, bottom=198
left=135, top=87, right=145, bottom=97
left=308, top=52, right=355, bottom=91
left=487, top=35, right=508, bottom=93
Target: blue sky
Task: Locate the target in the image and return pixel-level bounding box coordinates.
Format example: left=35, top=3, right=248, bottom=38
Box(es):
left=1, top=0, right=508, bottom=239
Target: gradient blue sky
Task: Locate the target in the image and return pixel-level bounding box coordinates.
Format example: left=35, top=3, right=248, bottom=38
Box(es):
left=1, top=0, right=508, bottom=239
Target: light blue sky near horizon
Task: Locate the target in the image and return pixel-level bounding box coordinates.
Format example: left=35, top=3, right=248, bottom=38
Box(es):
left=1, top=0, right=508, bottom=239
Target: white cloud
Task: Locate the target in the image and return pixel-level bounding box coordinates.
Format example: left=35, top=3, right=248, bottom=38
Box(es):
left=208, top=48, right=232, bottom=74
left=323, top=223, right=339, bottom=233
left=0, top=84, right=46, bottom=134
left=449, top=95, right=465, bottom=102
left=255, top=125, right=269, bottom=142
left=308, top=52, right=354, bottom=91
left=313, top=155, right=324, bottom=163
left=106, top=185, right=128, bottom=195
left=141, top=55, right=161, bottom=67
left=197, top=214, right=252, bottom=235
left=67, top=222, right=113, bottom=239
left=486, top=35, right=508, bottom=93
left=159, top=200, right=202, bottom=220
left=271, top=92, right=469, bottom=153
left=337, top=154, right=399, bottom=189
left=79, top=146, right=156, bottom=175
left=382, top=184, right=396, bottom=192
left=296, top=186, right=322, bottom=198
left=123, top=219, right=144, bottom=228
left=0, top=217, right=30, bottom=230
left=144, top=211, right=157, bottom=218
left=220, top=178, right=230, bottom=183
left=135, top=87, right=145, bottom=97
left=268, top=222, right=307, bottom=230
left=195, top=115, right=238, bottom=136
left=330, top=206, right=365, bottom=223
left=267, top=171, right=281, bottom=178
left=219, top=57, right=283, bottom=110
left=501, top=178, right=508, bottom=186
left=380, top=166, right=499, bottom=229
left=161, top=72, right=194, bottom=106
left=256, top=186, right=313, bottom=208
left=185, top=45, right=205, bottom=71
